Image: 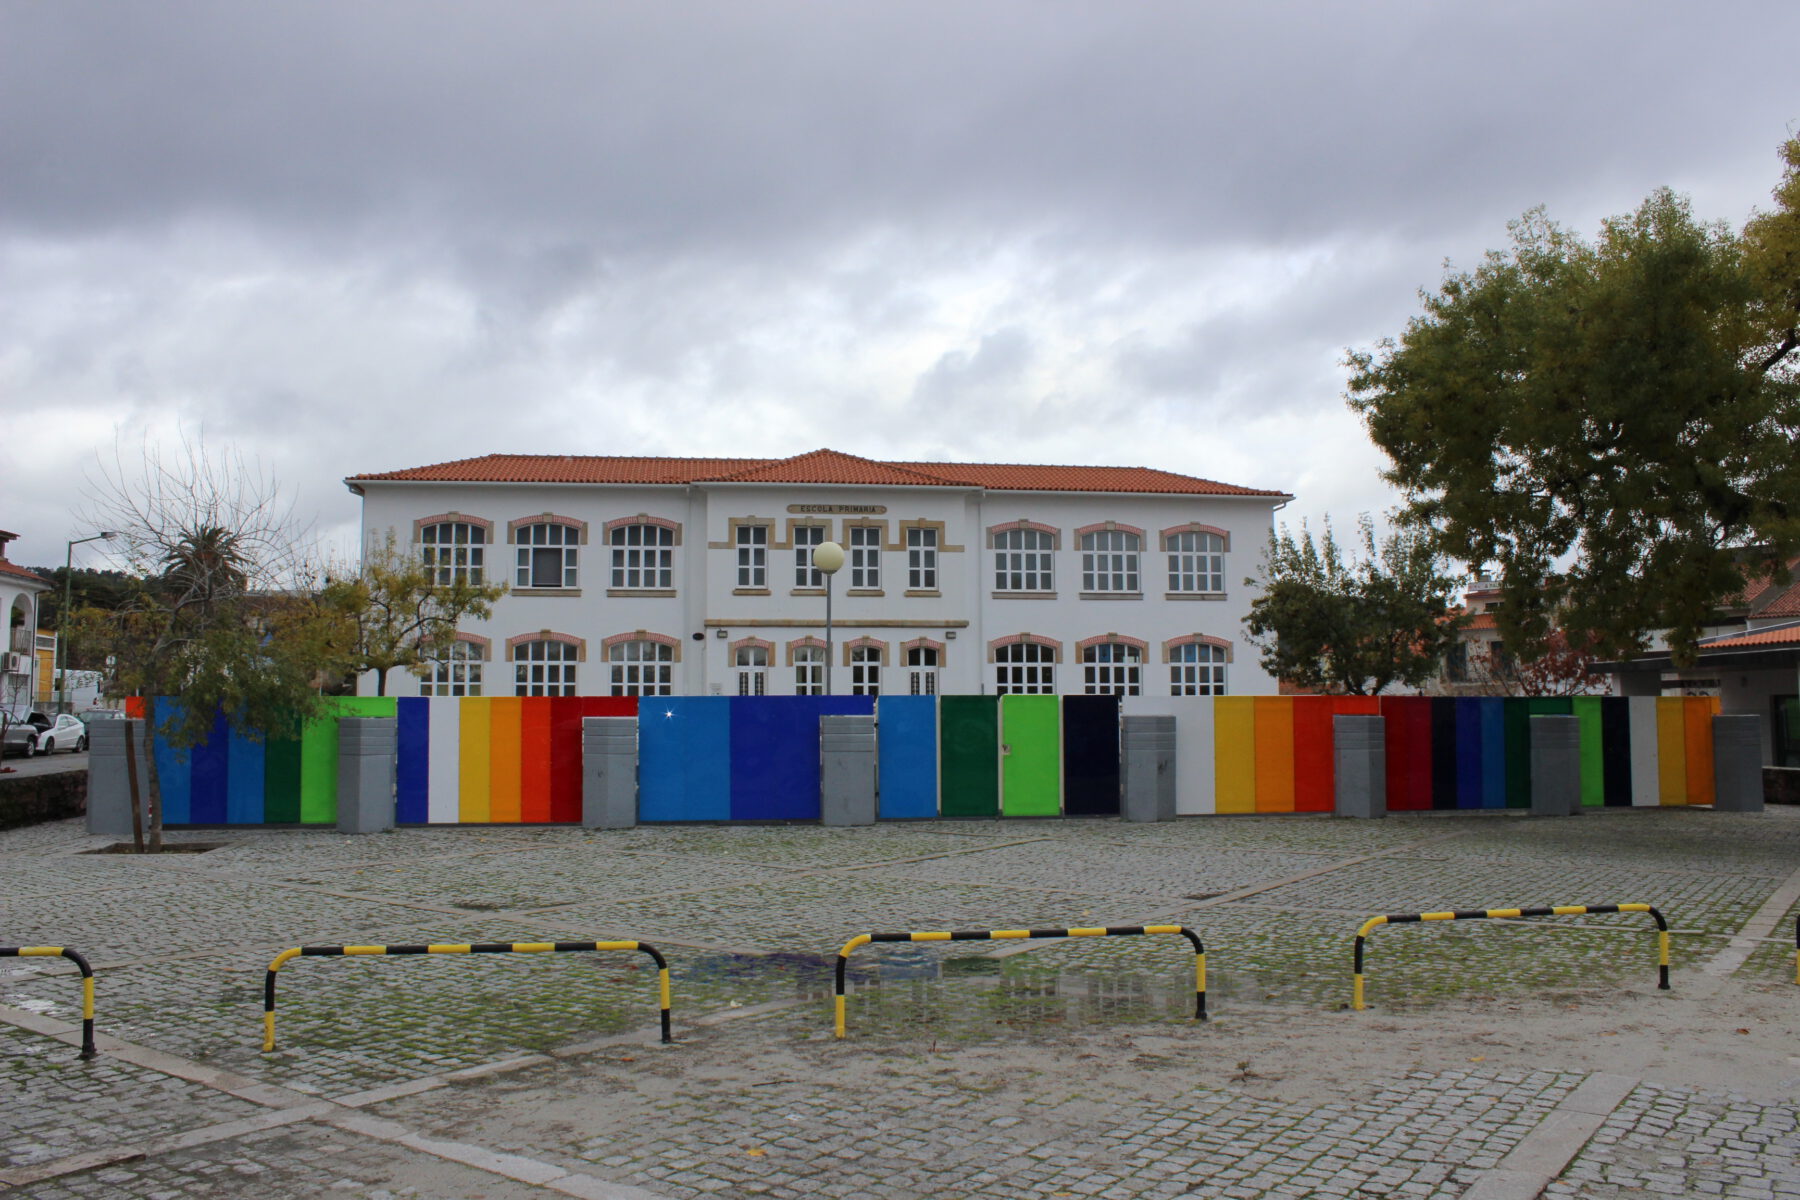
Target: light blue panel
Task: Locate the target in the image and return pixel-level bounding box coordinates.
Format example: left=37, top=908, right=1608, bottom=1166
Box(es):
left=224, top=724, right=265, bottom=824
left=877, top=696, right=939, bottom=818
left=151, top=698, right=192, bottom=825
left=1479, top=699, right=1507, bottom=809
left=639, top=698, right=732, bottom=821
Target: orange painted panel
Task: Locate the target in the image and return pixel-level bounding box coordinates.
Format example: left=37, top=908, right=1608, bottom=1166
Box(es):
left=487, top=697, right=523, bottom=823
left=519, top=698, right=554, bottom=822
left=1291, top=697, right=1336, bottom=813
left=1253, top=697, right=1296, bottom=813
left=1683, top=698, right=1714, bottom=806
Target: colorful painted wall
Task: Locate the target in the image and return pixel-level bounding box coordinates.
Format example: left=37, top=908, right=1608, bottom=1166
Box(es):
left=132, top=693, right=1718, bottom=826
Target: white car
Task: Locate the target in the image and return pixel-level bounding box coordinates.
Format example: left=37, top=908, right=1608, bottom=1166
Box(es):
left=4, top=711, right=89, bottom=756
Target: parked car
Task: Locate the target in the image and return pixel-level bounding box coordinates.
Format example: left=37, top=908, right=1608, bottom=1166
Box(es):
left=0, top=711, right=88, bottom=757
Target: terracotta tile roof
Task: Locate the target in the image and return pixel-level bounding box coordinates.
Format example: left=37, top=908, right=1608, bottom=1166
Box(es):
left=1754, top=582, right=1800, bottom=619
left=1698, top=623, right=1800, bottom=650
left=0, top=559, right=49, bottom=585
left=1461, top=612, right=1499, bottom=631
left=350, top=450, right=1287, bottom=497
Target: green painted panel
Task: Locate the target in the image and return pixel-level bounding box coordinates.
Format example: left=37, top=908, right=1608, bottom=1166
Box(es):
left=263, top=725, right=302, bottom=823
left=1571, top=697, right=1605, bottom=808
left=1000, top=696, right=1061, bottom=816
left=1503, top=700, right=1531, bottom=809
left=939, top=696, right=999, bottom=817
left=333, top=696, right=398, bottom=719
left=298, top=712, right=339, bottom=824
left=1526, top=698, right=1573, bottom=715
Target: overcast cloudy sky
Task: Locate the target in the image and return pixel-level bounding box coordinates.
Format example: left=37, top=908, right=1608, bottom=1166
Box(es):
left=3, top=1, right=1797, bottom=572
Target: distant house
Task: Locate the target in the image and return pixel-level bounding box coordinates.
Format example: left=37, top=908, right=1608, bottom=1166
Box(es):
left=0, top=530, right=52, bottom=713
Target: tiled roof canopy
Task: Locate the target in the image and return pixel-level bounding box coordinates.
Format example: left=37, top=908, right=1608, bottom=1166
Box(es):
left=0, top=559, right=49, bottom=586
left=350, top=448, right=1288, bottom=497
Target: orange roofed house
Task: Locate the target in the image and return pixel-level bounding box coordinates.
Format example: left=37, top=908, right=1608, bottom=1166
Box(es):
left=345, top=449, right=1292, bottom=699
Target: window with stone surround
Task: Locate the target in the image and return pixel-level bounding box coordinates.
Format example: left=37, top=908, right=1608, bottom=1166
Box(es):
left=1167, top=530, right=1226, bottom=594
left=608, top=638, right=673, bottom=696
left=514, top=638, right=578, bottom=697
left=419, top=521, right=488, bottom=586
left=1170, top=641, right=1228, bottom=695
left=993, top=527, right=1055, bottom=592
left=610, top=522, right=674, bottom=590
left=515, top=523, right=579, bottom=589
left=736, top=524, right=768, bottom=589
left=1080, top=529, right=1140, bottom=593
left=1082, top=642, right=1142, bottom=696
left=420, top=638, right=484, bottom=696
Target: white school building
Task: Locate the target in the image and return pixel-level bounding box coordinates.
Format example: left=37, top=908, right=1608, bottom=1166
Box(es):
left=346, top=449, right=1292, bottom=699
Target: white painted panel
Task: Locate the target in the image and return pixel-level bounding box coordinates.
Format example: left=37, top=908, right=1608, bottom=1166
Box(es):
left=427, top=697, right=462, bottom=823
left=1628, top=697, right=1660, bottom=806
left=1126, top=695, right=1216, bottom=815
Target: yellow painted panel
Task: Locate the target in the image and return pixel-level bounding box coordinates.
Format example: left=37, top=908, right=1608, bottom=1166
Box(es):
left=459, top=698, right=492, bottom=823
left=1655, top=698, right=1686, bottom=806
left=1252, top=697, right=1295, bottom=813
left=1213, top=697, right=1257, bottom=815
left=487, top=697, right=523, bottom=823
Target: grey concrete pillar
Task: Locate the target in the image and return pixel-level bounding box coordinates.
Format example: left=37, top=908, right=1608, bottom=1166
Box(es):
left=335, top=717, right=397, bottom=834
left=820, top=714, right=877, bottom=826
left=1334, top=715, right=1387, bottom=819
left=1529, top=715, right=1581, bottom=817
left=1120, top=715, right=1177, bottom=822
left=1712, top=714, right=1764, bottom=813
left=582, top=716, right=638, bottom=829
left=86, top=717, right=151, bottom=838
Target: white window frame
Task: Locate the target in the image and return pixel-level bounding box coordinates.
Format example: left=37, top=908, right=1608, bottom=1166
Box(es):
left=1081, top=530, right=1140, bottom=593
left=736, top=524, right=768, bottom=588
left=995, top=642, right=1056, bottom=695
left=1171, top=642, right=1228, bottom=695
left=793, top=524, right=826, bottom=588
left=849, top=525, right=880, bottom=589
left=907, top=646, right=939, bottom=695
left=994, top=528, right=1054, bottom=592
left=608, top=639, right=673, bottom=697
left=610, top=523, right=674, bottom=590
left=1167, top=531, right=1225, bottom=595
left=793, top=645, right=824, bottom=696
left=514, top=639, right=577, bottom=697
left=420, top=639, right=483, bottom=696
left=735, top=645, right=768, bottom=696
left=906, top=527, right=938, bottom=590
left=850, top=646, right=881, bottom=696
left=516, top=523, right=579, bottom=589
left=419, top=522, right=487, bottom=586
left=1082, top=643, right=1142, bottom=696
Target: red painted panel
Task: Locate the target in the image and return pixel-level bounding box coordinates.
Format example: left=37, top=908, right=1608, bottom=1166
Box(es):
left=125, top=696, right=146, bottom=720
left=519, top=699, right=554, bottom=822
left=548, top=697, right=640, bottom=824
left=1381, top=697, right=1433, bottom=811
left=1291, top=697, right=1336, bottom=813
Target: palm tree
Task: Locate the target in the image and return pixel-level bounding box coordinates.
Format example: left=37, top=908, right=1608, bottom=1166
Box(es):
left=160, top=524, right=249, bottom=605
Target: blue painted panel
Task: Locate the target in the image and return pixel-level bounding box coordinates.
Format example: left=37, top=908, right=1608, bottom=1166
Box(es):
left=730, top=696, right=874, bottom=821
left=396, top=698, right=431, bottom=824
left=1454, top=698, right=1483, bottom=810
left=1479, top=699, right=1508, bottom=809
left=877, top=696, right=939, bottom=819
left=151, top=698, right=192, bottom=825
left=187, top=709, right=230, bottom=825
left=639, top=698, right=732, bottom=821
left=224, top=724, right=265, bottom=824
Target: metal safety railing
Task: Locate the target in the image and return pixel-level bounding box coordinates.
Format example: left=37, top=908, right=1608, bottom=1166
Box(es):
left=1, top=946, right=97, bottom=1059
left=834, top=924, right=1206, bottom=1038
left=1352, top=904, right=1670, bottom=1011
left=262, top=939, right=671, bottom=1051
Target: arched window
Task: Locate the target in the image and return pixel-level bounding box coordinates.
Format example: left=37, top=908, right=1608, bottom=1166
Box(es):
left=994, top=527, right=1054, bottom=592
left=1167, top=530, right=1225, bottom=594
left=793, top=645, right=824, bottom=695
left=421, top=639, right=484, bottom=697
left=995, top=641, right=1056, bottom=695
left=419, top=521, right=488, bottom=586
left=735, top=644, right=769, bottom=696
left=850, top=645, right=881, bottom=696
left=608, top=639, right=673, bottom=696
left=1083, top=643, right=1141, bottom=696
left=610, top=522, right=674, bottom=590
left=515, top=523, right=579, bottom=589
left=907, top=645, right=939, bottom=695
left=514, top=638, right=578, bottom=697
left=1170, top=642, right=1228, bottom=695
left=1081, top=529, right=1141, bottom=593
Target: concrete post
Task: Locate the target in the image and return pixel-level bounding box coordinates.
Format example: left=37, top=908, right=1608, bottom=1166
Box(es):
left=1334, top=715, right=1387, bottom=819
left=86, top=717, right=151, bottom=838
left=820, top=714, right=877, bottom=826
left=1120, top=715, right=1177, bottom=822
left=1529, top=715, right=1581, bottom=817
left=335, top=717, right=397, bottom=834
left=582, top=716, right=638, bottom=829
left=1711, top=714, right=1764, bottom=813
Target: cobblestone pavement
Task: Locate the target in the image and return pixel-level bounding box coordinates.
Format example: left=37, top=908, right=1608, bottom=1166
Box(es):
left=1, top=806, right=1796, bottom=1198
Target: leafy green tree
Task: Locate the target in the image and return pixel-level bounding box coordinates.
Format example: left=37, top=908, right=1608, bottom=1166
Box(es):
left=1245, top=515, right=1464, bottom=695
left=1348, top=138, right=1800, bottom=666
left=321, top=533, right=506, bottom=697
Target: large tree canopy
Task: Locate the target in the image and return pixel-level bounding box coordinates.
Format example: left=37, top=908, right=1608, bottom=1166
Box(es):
left=1348, top=138, right=1800, bottom=665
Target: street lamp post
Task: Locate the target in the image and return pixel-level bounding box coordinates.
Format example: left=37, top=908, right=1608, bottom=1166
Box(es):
left=814, top=541, right=845, bottom=695
left=57, top=532, right=117, bottom=713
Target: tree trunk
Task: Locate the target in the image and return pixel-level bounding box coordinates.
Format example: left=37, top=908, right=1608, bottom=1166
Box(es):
left=144, top=722, right=164, bottom=853
left=123, top=719, right=145, bottom=853
left=375, top=666, right=387, bottom=697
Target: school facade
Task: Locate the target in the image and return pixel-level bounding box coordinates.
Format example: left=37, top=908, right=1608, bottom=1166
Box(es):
left=345, top=448, right=1292, bottom=699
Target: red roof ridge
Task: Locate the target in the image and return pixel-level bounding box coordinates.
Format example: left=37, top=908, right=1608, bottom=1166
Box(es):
left=698, top=448, right=968, bottom=487
left=0, top=559, right=50, bottom=585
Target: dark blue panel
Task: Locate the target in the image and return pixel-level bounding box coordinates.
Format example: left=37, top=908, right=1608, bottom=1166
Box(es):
left=1061, top=695, right=1121, bottom=816
left=187, top=710, right=229, bottom=825
left=396, top=698, right=431, bottom=824
left=1454, top=698, right=1483, bottom=810
left=877, top=696, right=938, bottom=819
left=639, top=698, right=731, bottom=821
left=1601, top=697, right=1632, bottom=807
left=1430, top=699, right=1459, bottom=810
left=730, top=696, right=874, bottom=822
left=1479, top=699, right=1507, bottom=809
left=225, top=723, right=265, bottom=824
left=151, top=698, right=192, bottom=825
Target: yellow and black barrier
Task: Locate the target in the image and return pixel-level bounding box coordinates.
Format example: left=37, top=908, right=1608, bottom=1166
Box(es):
left=1792, top=914, right=1798, bottom=986
left=1352, top=904, right=1670, bottom=1011
left=0, top=946, right=97, bottom=1059
left=262, top=940, right=671, bottom=1052
left=834, top=924, right=1206, bottom=1038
